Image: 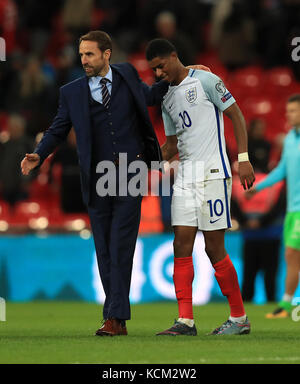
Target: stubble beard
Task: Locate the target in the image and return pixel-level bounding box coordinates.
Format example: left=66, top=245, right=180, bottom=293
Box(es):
left=84, top=64, right=106, bottom=77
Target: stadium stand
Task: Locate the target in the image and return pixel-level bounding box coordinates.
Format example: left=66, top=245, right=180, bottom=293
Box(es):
left=1, top=0, right=300, bottom=234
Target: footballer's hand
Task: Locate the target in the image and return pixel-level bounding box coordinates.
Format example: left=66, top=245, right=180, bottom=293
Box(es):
left=186, top=64, right=211, bottom=72
left=239, top=161, right=255, bottom=190
left=245, top=187, right=257, bottom=199
left=21, top=153, right=40, bottom=175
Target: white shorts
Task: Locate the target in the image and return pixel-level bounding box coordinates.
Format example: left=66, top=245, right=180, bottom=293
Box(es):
left=171, top=178, right=232, bottom=231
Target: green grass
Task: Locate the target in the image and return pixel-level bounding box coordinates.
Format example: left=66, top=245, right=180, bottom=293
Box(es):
left=0, top=301, right=299, bottom=364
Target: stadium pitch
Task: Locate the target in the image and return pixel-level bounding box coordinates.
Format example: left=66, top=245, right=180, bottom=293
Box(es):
left=0, top=301, right=299, bottom=364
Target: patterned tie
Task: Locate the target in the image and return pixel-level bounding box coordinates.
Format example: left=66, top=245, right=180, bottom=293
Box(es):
left=100, top=78, right=110, bottom=109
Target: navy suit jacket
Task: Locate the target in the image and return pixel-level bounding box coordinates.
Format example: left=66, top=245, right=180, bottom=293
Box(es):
left=34, top=63, right=168, bottom=205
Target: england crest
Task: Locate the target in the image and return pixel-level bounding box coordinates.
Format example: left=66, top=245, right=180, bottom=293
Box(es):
left=185, top=87, right=197, bottom=103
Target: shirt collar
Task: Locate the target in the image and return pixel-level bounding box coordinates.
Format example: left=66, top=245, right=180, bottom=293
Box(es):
left=90, top=66, right=112, bottom=84
left=293, top=126, right=300, bottom=134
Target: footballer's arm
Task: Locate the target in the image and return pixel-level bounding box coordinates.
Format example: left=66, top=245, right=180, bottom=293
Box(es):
left=224, top=102, right=255, bottom=190
left=161, top=135, right=178, bottom=162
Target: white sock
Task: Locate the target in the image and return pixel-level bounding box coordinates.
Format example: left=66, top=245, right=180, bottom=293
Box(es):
left=282, top=293, right=293, bottom=302
left=178, top=318, right=194, bottom=327
left=229, top=314, right=247, bottom=324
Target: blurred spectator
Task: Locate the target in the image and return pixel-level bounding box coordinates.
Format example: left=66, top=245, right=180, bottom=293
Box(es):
left=5, top=55, right=57, bottom=137
left=0, top=0, right=298, bottom=238
left=0, top=0, right=17, bottom=54
left=54, top=46, right=85, bottom=88
left=154, top=11, right=196, bottom=65
left=15, top=0, right=61, bottom=55
left=269, top=132, right=286, bottom=170
left=0, top=50, right=25, bottom=110
left=0, top=114, right=34, bottom=206
left=62, top=0, right=94, bottom=42
left=210, top=0, right=256, bottom=70
left=96, top=0, right=139, bottom=53
left=256, top=0, right=288, bottom=68
left=50, top=129, right=86, bottom=214
left=231, top=113, right=286, bottom=302
left=137, top=0, right=202, bottom=46
left=231, top=173, right=286, bottom=302
left=248, top=118, right=271, bottom=173
left=110, top=40, right=128, bottom=64
left=231, top=115, right=285, bottom=302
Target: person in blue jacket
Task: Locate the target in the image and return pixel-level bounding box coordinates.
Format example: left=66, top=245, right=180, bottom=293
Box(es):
left=20, top=30, right=169, bottom=336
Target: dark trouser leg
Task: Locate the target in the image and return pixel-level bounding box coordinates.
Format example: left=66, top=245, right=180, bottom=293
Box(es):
left=261, top=239, right=280, bottom=302
left=88, top=197, right=112, bottom=319
left=106, top=195, right=142, bottom=320
left=242, top=240, right=260, bottom=302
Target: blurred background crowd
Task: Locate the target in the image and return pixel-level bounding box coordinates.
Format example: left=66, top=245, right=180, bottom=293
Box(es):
left=0, top=0, right=299, bottom=242
left=0, top=0, right=300, bottom=304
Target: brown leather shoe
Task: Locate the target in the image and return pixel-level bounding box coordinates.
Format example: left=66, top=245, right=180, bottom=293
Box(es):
left=95, top=319, right=128, bottom=336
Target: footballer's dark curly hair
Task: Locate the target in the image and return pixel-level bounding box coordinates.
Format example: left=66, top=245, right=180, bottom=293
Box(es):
left=145, top=39, right=177, bottom=61
left=288, top=94, right=300, bottom=103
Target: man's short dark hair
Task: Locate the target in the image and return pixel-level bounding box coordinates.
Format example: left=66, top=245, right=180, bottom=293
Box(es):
left=145, top=39, right=177, bottom=61
left=79, top=30, right=112, bottom=53
left=288, top=94, right=300, bottom=104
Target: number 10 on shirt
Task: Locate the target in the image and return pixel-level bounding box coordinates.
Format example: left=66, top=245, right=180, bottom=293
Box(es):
left=179, top=111, right=192, bottom=129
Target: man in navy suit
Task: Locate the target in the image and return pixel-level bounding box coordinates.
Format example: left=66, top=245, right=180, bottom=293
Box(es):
left=21, top=31, right=169, bottom=336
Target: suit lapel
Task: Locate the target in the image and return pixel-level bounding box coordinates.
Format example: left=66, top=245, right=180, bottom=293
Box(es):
left=80, top=76, right=92, bottom=122
left=110, top=67, right=122, bottom=101
left=111, top=64, right=146, bottom=116
left=78, top=77, right=92, bottom=170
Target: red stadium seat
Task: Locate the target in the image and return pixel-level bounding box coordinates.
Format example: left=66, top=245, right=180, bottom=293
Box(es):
left=263, top=67, right=300, bottom=97
left=227, top=66, right=263, bottom=97
left=14, top=200, right=49, bottom=217
left=0, top=201, right=10, bottom=232
left=91, top=8, right=106, bottom=30
left=0, top=200, right=9, bottom=219
left=0, top=112, right=8, bottom=132
left=9, top=200, right=49, bottom=228
left=139, top=195, right=163, bottom=234
left=211, top=65, right=229, bottom=81
left=240, top=96, right=274, bottom=120
left=264, top=115, right=289, bottom=140
left=128, top=52, right=155, bottom=84
left=237, top=94, right=289, bottom=140
left=28, top=176, right=53, bottom=200
left=48, top=211, right=90, bottom=230
left=196, top=52, right=229, bottom=80
left=265, top=67, right=293, bottom=86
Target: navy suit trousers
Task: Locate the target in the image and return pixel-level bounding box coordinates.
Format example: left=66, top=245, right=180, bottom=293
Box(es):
left=88, top=193, right=142, bottom=320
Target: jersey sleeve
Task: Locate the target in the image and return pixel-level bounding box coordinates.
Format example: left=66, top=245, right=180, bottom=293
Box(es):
left=162, top=104, right=176, bottom=136
left=194, top=70, right=236, bottom=112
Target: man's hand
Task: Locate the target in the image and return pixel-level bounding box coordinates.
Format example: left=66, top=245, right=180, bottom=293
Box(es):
left=245, top=186, right=257, bottom=199
left=239, top=161, right=255, bottom=190
left=186, top=64, right=211, bottom=72
left=21, top=153, right=40, bottom=175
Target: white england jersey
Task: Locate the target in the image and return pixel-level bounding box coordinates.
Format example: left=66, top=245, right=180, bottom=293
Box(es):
left=162, top=69, right=235, bottom=182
